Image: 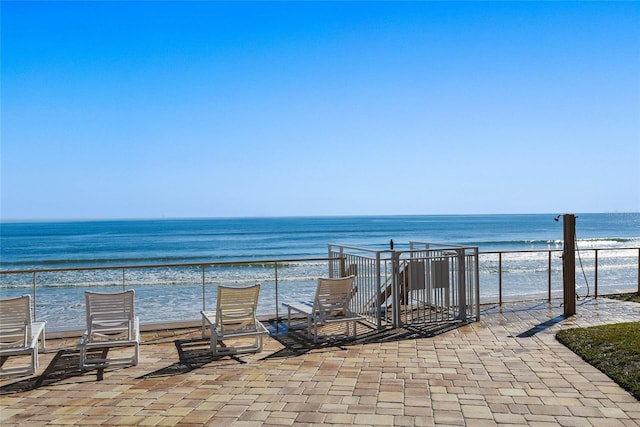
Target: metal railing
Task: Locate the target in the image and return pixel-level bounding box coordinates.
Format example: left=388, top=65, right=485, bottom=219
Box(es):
left=327, top=242, right=480, bottom=329
left=1, top=246, right=638, bottom=332
left=0, top=257, right=338, bottom=332
left=478, top=247, right=640, bottom=304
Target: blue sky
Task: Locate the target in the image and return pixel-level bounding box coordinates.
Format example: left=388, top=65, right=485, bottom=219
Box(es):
left=2, top=1, right=639, bottom=220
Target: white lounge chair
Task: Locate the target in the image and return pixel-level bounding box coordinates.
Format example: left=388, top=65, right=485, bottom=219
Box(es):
left=283, top=275, right=363, bottom=343
left=78, top=290, right=140, bottom=370
left=201, top=284, right=269, bottom=356
left=0, top=295, right=46, bottom=378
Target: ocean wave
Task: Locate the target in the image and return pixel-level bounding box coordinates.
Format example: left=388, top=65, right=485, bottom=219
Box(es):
left=0, top=255, right=209, bottom=268
left=574, top=237, right=640, bottom=248
left=0, top=256, right=328, bottom=271
left=0, top=261, right=328, bottom=289
left=471, top=237, right=639, bottom=250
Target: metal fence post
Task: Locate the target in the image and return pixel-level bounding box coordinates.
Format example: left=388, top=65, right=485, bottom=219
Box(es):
left=547, top=251, right=552, bottom=302
left=498, top=253, right=503, bottom=305
left=32, top=272, right=37, bottom=321
left=594, top=249, right=599, bottom=298
left=375, top=251, right=382, bottom=330
left=457, top=249, right=467, bottom=322
left=201, top=265, right=206, bottom=312
left=392, top=251, right=400, bottom=328
left=275, top=262, right=279, bottom=334
left=474, top=248, right=480, bottom=321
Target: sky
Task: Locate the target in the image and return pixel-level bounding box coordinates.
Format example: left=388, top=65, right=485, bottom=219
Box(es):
left=1, top=1, right=639, bottom=220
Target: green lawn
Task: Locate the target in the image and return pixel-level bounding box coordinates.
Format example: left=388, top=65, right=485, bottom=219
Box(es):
left=556, top=321, right=640, bottom=400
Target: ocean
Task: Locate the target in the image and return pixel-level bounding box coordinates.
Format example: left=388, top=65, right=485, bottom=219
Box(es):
left=1, top=213, right=638, bottom=331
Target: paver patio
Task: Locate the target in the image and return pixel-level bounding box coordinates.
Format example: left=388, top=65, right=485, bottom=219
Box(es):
left=1, top=297, right=639, bottom=426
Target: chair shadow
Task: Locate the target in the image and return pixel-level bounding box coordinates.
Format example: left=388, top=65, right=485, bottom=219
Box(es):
left=2, top=320, right=473, bottom=386
left=137, top=337, right=244, bottom=379
left=0, top=349, right=106, bottom=395
left=142, top=319, right=464, bottom=377
left=264, top=319, right=468, bottom=359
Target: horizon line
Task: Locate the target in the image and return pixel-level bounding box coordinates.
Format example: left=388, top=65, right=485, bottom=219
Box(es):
left=1, top=211, right=637, bottom=223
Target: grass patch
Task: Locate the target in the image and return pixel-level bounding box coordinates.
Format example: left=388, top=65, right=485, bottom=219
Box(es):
left=556, top=322, right=640, bottom=400
left=602, top=292, right=640, bottom=303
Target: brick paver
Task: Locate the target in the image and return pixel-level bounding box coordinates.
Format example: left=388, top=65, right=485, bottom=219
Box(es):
left=1, top=297, right=638, bottom=426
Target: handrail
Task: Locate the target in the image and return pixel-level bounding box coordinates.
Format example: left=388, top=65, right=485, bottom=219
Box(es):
left=478, top=247, right=640, bottom=304
left=1, top=247, right=637, bottom=329
left=0, top=256, right=342, bottom=331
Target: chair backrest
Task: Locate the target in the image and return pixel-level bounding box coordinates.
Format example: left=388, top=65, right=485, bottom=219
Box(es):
left=313, top=276, right=356, bottom=320
left=0, top=295, right=32, bottom=350
left=85, top=290, right=135, bottom=341
left=215, top=284, right=261, bottom=332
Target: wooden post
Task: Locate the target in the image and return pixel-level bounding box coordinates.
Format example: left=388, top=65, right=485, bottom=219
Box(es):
left=562, top=214, right=576, bottom=317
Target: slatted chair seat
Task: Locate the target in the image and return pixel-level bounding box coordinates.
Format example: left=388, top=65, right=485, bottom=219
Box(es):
left=283, top=275, right=363, bottom=343
left=0, top=295, right=46, bottom=379
left=78, top=290, right=140, bottom=370
left=201, top=284, right=269, bottom=356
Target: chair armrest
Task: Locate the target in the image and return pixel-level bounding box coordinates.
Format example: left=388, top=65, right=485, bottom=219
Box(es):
left=282, top=301, right=314, bottom=316
left=28, top=322, right=46, bottom=352
left=133, top=317, right=140, bottom=342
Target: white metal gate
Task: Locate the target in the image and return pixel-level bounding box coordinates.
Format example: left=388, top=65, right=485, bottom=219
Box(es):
left=328, top=242, right=480, bottom=329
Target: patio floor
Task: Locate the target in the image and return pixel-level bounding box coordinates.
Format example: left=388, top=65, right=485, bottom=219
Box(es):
left=1, top=297, right=639, bottom=426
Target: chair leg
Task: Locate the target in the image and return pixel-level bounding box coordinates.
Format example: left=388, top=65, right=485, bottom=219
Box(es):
left=41, top=330, right=47, bottom=353
left=79, top=348, right=84, bottom=370
left=212, top=336, right=218, bottom=355
left=133, top=342, right=139, bottom=366
left=31, top=348, right=37, bottom=374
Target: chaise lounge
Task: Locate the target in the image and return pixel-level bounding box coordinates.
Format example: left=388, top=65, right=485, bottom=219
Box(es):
left=283, top=275, right=363, bottom=343
left=0, top=294, right=46, bottom=378
left=78, top=290, right=140, bottom=370
left=201, top=284, right=269, bottom=356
